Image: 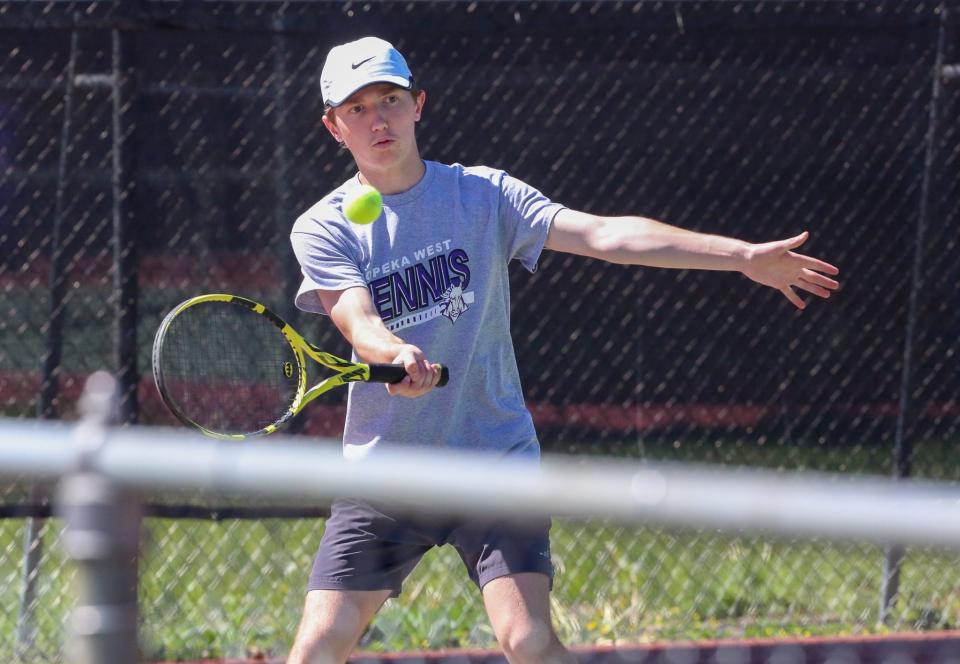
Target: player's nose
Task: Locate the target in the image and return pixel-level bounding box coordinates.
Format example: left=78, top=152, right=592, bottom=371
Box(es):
left=371, top=109, right=388, bottom=131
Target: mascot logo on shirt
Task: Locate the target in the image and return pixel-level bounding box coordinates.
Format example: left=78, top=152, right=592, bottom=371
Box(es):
left=365, top=243, right=474, bottom=332
left=439, top=277, right=468, bottom=323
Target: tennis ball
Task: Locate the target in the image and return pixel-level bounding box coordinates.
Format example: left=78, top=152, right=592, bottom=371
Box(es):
left=342, top=185, right=383, bottom=225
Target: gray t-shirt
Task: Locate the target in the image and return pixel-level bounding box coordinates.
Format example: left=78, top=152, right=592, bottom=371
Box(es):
left=290, top=160, right=564, bottom=461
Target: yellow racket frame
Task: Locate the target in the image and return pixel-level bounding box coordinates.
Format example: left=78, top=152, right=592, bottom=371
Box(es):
left=152, top=293, right=411, bottom=440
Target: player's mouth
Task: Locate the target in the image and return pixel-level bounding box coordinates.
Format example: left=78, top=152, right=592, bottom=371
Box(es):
left=372, top=138, right=395, bottom=149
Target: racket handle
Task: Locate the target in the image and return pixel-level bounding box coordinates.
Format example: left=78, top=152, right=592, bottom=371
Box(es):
left=367, top=363, right=450, bottom=387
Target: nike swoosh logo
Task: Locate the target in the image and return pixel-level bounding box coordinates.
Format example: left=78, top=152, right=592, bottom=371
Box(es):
left=351, top=57, right=375, bottom=70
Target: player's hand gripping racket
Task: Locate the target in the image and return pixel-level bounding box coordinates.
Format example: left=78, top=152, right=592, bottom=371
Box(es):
left=152, top=293, right=449, bottom=440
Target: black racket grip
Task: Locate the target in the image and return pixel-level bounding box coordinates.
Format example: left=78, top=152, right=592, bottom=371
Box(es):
left=367, top=363, right=450, bottom=387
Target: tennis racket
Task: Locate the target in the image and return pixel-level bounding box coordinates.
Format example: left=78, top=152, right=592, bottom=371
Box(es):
left=152, top=293, right=449, bottom=440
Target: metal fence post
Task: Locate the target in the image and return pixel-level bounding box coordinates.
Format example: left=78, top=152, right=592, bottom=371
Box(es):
left=15, top=29, right=80, bottom=661
left=112, top=6, right=140, bottom=426
left=272, top=16, right=309, bottom=439
left=58, top=372, right=141, bottom=664
left=880, top=2, right=949, bottom=625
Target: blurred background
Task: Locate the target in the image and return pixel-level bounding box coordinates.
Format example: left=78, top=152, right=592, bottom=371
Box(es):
left=0, top=1, right=958, bottom=662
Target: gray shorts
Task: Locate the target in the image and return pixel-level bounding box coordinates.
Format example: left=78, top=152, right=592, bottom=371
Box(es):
left=308, top=499, right=553, bottom=597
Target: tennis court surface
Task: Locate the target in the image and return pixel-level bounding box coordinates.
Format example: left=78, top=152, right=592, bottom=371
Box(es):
left=156, top=632, right=960, bottom=664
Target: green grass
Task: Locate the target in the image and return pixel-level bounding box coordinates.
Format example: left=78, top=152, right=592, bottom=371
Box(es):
left=3, top=511, right=960, bottom=662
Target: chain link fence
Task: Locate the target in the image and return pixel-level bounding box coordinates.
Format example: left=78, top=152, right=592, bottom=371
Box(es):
left=1, top=1, right=958, bottom=661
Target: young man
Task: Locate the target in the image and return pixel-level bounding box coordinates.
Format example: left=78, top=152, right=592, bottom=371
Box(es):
left=288, top=37, right=839, bottom=664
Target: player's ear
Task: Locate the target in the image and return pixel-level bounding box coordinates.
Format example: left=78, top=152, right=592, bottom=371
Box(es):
left=322, top=112, right=343, bottom=144
left=413, top=89, right=426, bottom=122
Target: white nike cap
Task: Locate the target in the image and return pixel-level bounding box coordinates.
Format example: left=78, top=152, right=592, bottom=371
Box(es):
left=321, top=37, right=414, bottom=108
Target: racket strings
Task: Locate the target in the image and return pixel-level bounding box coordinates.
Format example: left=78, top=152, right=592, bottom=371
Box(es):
left=157, top=301, right=301, bottom=435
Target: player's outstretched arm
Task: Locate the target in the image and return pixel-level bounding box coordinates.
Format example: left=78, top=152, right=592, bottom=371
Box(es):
left=316, top=286, right=441, bottom=396
left=544, top=209, right=839, bottom=309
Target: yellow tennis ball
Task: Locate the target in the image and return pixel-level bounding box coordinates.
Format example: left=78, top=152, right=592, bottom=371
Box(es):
left=342, top=185, right=383, bottom=225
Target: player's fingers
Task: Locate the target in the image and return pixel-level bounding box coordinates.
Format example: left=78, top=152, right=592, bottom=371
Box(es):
left=391, top=377, right=432, bottom=398
left=406, top=361, right=422, bottom=382
left=399, top=359, right=427, bottom=392
left=426, top=367, right=440, bottom=390
left=395, top=350, right=424, bottom=383
left=795, top=278, right=831, bottom=298
left=796, top=255, right=840, bottom=275
left=781, top=286, right=806, bottom=309
left=414, top=358, right=433, bottom=389
left=386, top=376, right=411, bottom=396
left=409, top=363, right=440, bottom=393
left=782, top=231, right=809, bottom=251
left=386, top=353, right=438, bottom=397
left=801, top=268, right=840, bottom=290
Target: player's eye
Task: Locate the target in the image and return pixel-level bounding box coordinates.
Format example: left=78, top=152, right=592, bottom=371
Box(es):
left=385, top=95, right=399, bottom=104
left=348, top=104, right=363, bottom=114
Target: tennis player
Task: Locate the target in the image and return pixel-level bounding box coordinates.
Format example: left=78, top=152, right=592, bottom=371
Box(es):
left=287, top=37, right=840, bottom=664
